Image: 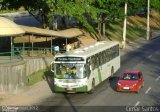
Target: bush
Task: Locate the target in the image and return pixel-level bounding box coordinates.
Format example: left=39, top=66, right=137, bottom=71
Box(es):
left=27, top=69, right=46, bottom=86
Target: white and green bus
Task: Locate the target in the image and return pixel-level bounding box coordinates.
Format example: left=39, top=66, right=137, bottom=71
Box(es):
left=51, top=41, right=120, bottom=93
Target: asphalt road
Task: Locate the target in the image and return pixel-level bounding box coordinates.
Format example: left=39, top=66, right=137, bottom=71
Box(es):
left=14, top=16, right=42, bottom=27
left=33, top=38, right=160, bottom=112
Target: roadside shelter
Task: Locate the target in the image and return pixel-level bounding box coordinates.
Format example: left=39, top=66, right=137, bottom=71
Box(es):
left=0, top=16, right=84, bottom=57
left=0, top=17, right=25, bottom=59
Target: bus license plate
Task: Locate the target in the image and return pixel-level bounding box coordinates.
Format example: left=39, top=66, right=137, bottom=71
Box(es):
left=67, top=87, right=73, bottom=90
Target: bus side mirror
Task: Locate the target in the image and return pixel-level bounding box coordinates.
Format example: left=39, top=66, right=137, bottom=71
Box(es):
left=90, top=65, right=92, bottom=71
left=51, top=69, right=54, bottom=74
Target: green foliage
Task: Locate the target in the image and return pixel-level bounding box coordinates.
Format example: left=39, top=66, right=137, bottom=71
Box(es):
left=1, top=0, right=160, bottom=33
left=44, top=0, right=102, bottom=31
left=106, top=20, right=146, bottom=42
left=0, top=9, right=16, bottom=13
left=27, top=69, right=46, bottom=86
left=26, top=68, right=54, bottom=86
left=151, top=0, right=160, bottom=11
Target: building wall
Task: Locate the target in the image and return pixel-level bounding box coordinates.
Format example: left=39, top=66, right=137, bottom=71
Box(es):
left=24, top=57, right=53, bottom=76
left=0, top=57, right=53, bottom=93
left=0, top=61, right=26, bottom=93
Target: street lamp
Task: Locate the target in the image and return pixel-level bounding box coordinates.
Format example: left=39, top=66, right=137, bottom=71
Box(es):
left=122, top=2, right=127, bottom=48
left=146, top=0, right=150, bottom=40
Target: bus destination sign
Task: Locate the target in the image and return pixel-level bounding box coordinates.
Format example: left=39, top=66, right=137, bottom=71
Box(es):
left=55, top=57, right=84, bottom=61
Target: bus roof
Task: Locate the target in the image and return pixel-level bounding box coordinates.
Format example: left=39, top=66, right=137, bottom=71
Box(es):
left=55, top=41, right=119, bottom=58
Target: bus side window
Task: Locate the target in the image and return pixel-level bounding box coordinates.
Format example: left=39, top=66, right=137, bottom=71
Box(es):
left=95, top=55, right=98, bottom=68
left=96, top=54, right=100, bottom=68
left=102, top=51, right=106, bottom=64
left=98, top=53, right=102, bottom=66
left=106, top=49, right=110, bottom=62
left=100, top=52, right=103, bottom=65
left=91, top=55, right=95, bottom=70
left=105, top=49, right=108, bottom=62
left=84, top=64, right=91, bottom=78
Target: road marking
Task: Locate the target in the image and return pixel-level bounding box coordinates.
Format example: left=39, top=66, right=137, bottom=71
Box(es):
left=155, top=76, right=160, bottom=81
left=145, top=87, right=151, bottom=94
left=135, top=101, right=140, bottom=106
left=148, top=55, right=152, bottom=58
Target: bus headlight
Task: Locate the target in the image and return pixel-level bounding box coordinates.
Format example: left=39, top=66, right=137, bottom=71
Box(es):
left=54, top=79, right=59, bottom=85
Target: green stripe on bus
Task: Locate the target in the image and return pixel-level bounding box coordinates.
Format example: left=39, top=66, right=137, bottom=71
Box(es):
left=54, top=85, right=66, bottom=92
left=98, top=67, right=102, bottom=82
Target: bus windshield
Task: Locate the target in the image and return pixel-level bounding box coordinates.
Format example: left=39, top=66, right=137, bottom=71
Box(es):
left=55, top=63, right=85, bottom=79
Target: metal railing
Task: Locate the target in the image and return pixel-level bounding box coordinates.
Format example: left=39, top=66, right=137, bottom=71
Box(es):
left=14, top=46, right=65, bottom=57
left=0, top=51, right=23, bottom=63
left=0, top=46, right=66, bottom=63
left=14, top=47, right=51, bottom=56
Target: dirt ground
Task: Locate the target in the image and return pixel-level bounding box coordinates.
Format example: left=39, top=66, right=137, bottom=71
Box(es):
left=0, top=80, right=54, bottom=105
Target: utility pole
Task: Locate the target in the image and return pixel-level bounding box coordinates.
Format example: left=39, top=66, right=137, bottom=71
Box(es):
left=147, top=0, right=150, bottom=40
left=122, top=2, right=127, bottom=48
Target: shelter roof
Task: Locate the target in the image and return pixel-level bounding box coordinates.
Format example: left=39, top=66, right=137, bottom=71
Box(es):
left=0, top=17, right=83, bottom=38
left=0, top=17, right=25, bottom=37
left=19, top=25, right=83, bottom=38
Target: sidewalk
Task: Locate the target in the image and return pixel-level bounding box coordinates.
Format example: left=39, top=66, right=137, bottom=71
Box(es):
left=0, top=30, right=160, bottom=106
left=120, top=30, right=160, bottom=56
left=0, top=80, right=54, bottom=105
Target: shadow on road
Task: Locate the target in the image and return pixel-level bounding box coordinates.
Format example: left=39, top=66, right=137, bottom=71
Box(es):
left=109, top=76, right=119, bottom=92
left=44, top=69, right=55, bottom=93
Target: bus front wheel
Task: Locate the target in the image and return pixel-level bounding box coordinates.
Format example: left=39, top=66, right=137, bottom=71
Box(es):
left=111, top=67, right=114, bottom=77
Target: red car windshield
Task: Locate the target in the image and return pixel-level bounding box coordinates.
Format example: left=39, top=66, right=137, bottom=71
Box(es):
left=121, top=73, right=138, bottom=80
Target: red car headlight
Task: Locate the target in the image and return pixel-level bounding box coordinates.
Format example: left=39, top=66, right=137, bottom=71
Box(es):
left=132, top=83, right=137, bottom=87
left=118, top=82, right=121, bottom=86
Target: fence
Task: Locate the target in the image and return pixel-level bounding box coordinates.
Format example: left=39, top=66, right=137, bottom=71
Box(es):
left=0, top=51, right=23, bottom=64
left=14, top=46, right=66, bottom=57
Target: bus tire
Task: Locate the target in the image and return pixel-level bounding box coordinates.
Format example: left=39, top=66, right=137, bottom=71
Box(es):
left=88, top=79, right=95, bottom=94
left=111, top=66, right=114, bottom=77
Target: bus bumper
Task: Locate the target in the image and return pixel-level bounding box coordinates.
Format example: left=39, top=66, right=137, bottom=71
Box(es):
left=54, top=85, right=88, bottom=93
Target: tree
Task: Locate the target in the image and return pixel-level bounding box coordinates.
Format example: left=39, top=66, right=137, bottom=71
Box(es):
left=151, top=0, right=160, bottom=11
left=1, top=0, right=159, bottom=33
left=45, top=0, right=102, bottom=31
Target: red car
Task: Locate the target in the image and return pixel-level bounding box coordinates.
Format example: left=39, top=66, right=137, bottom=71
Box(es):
left=117, top=70, right=144, bottom=93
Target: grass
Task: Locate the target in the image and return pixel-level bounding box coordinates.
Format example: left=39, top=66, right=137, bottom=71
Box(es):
left=105, top=10, right=160, bottom=42
left=26, top=68, right=54, bottom=86
left=0, top=9, right=17, bottom=14
left=105, top=20, right=146, bottom=42
left=0, top=7, right=25, bottom=14
left=27, top=69, right=46, bottom=86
